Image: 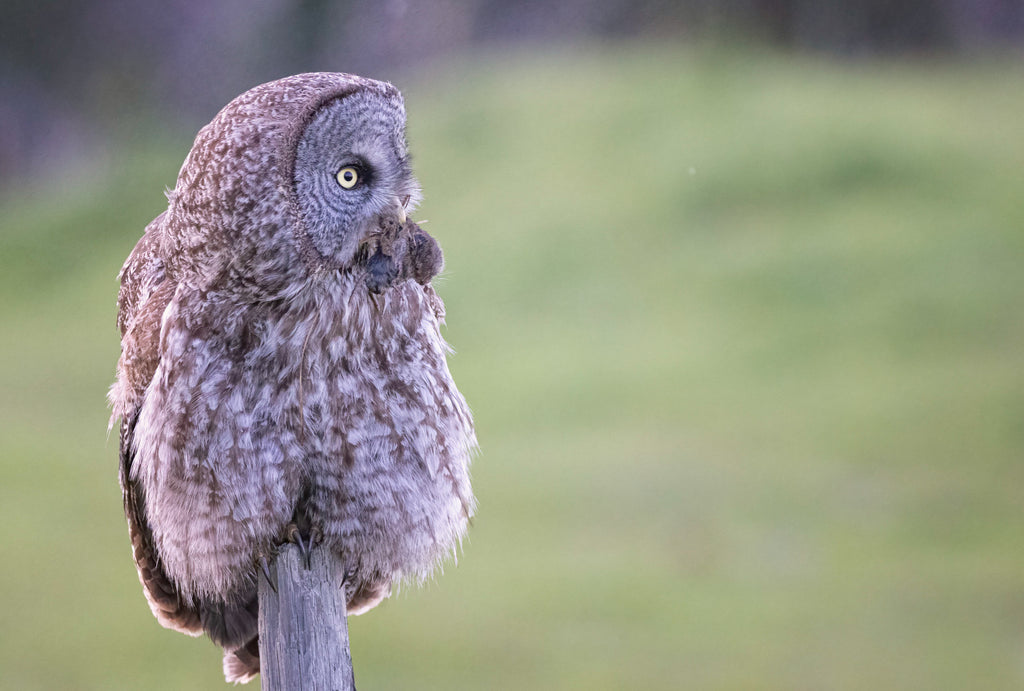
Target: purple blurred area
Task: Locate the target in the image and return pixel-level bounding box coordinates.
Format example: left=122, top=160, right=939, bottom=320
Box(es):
left=2, top=0, right=1022, bottom=187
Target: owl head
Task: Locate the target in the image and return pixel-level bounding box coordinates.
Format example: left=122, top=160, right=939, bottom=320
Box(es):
left=162, top=73, right=421, bottom=298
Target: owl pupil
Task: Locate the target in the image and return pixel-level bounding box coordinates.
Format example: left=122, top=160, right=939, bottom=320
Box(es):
left=344, top=171, right=354, bottom=181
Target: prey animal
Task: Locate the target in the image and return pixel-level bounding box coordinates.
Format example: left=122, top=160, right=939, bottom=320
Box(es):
left=109, top=73, right=476, bottom=683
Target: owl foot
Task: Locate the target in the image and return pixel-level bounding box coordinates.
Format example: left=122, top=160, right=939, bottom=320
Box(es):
left=285, top=523, right=322, bottom=569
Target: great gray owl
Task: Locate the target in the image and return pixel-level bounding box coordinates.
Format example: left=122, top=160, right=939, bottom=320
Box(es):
left=109, top=73, right=476, bottom=683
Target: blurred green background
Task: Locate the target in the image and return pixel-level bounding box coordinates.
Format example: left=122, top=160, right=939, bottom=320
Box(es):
left=2, top=3, right=1024, bottom=690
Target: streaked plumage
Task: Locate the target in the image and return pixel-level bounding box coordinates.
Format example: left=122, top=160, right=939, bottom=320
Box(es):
left=109, top=73, right=475, bottom=683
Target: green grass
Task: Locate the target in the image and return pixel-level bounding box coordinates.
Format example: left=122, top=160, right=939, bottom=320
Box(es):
left=2, top=45, right=1023, bottom=689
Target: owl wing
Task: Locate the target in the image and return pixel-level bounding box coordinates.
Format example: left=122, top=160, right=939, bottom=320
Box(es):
left=114, top=213, right=203, bottom=636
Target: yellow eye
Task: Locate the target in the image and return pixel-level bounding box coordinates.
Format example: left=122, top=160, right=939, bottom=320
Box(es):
left=336, top=166, right=359, bottom=189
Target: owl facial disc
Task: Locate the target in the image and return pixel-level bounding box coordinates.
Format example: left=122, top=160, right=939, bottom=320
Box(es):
left=293, top=87, right=421, bottom=273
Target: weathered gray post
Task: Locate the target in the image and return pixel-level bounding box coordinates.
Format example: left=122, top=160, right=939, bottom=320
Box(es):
left=258, top=544, right=355, bottom=690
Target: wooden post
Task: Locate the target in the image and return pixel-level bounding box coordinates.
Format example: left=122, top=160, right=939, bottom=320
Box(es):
left=258, top=544, right=356, bottom=690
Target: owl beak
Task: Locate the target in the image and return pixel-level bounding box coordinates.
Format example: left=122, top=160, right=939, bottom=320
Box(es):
left=394, top=199, right=407, bottom=225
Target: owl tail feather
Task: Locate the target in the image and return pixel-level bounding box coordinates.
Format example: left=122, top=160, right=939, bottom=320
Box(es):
left=201, top=594, right=259, bottom=650
left=198, top=593, right=260, bottom=683
left=223, top=637, right=260, bottom=684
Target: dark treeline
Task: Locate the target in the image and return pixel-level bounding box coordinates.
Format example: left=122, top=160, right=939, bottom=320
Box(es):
left=2, top=0, right=1022, bottom=185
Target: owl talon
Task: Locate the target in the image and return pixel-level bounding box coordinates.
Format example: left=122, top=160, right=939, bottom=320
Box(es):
left=259, top=555, right=277, bottom=593
left=286, top=524, right=312, bottom=568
